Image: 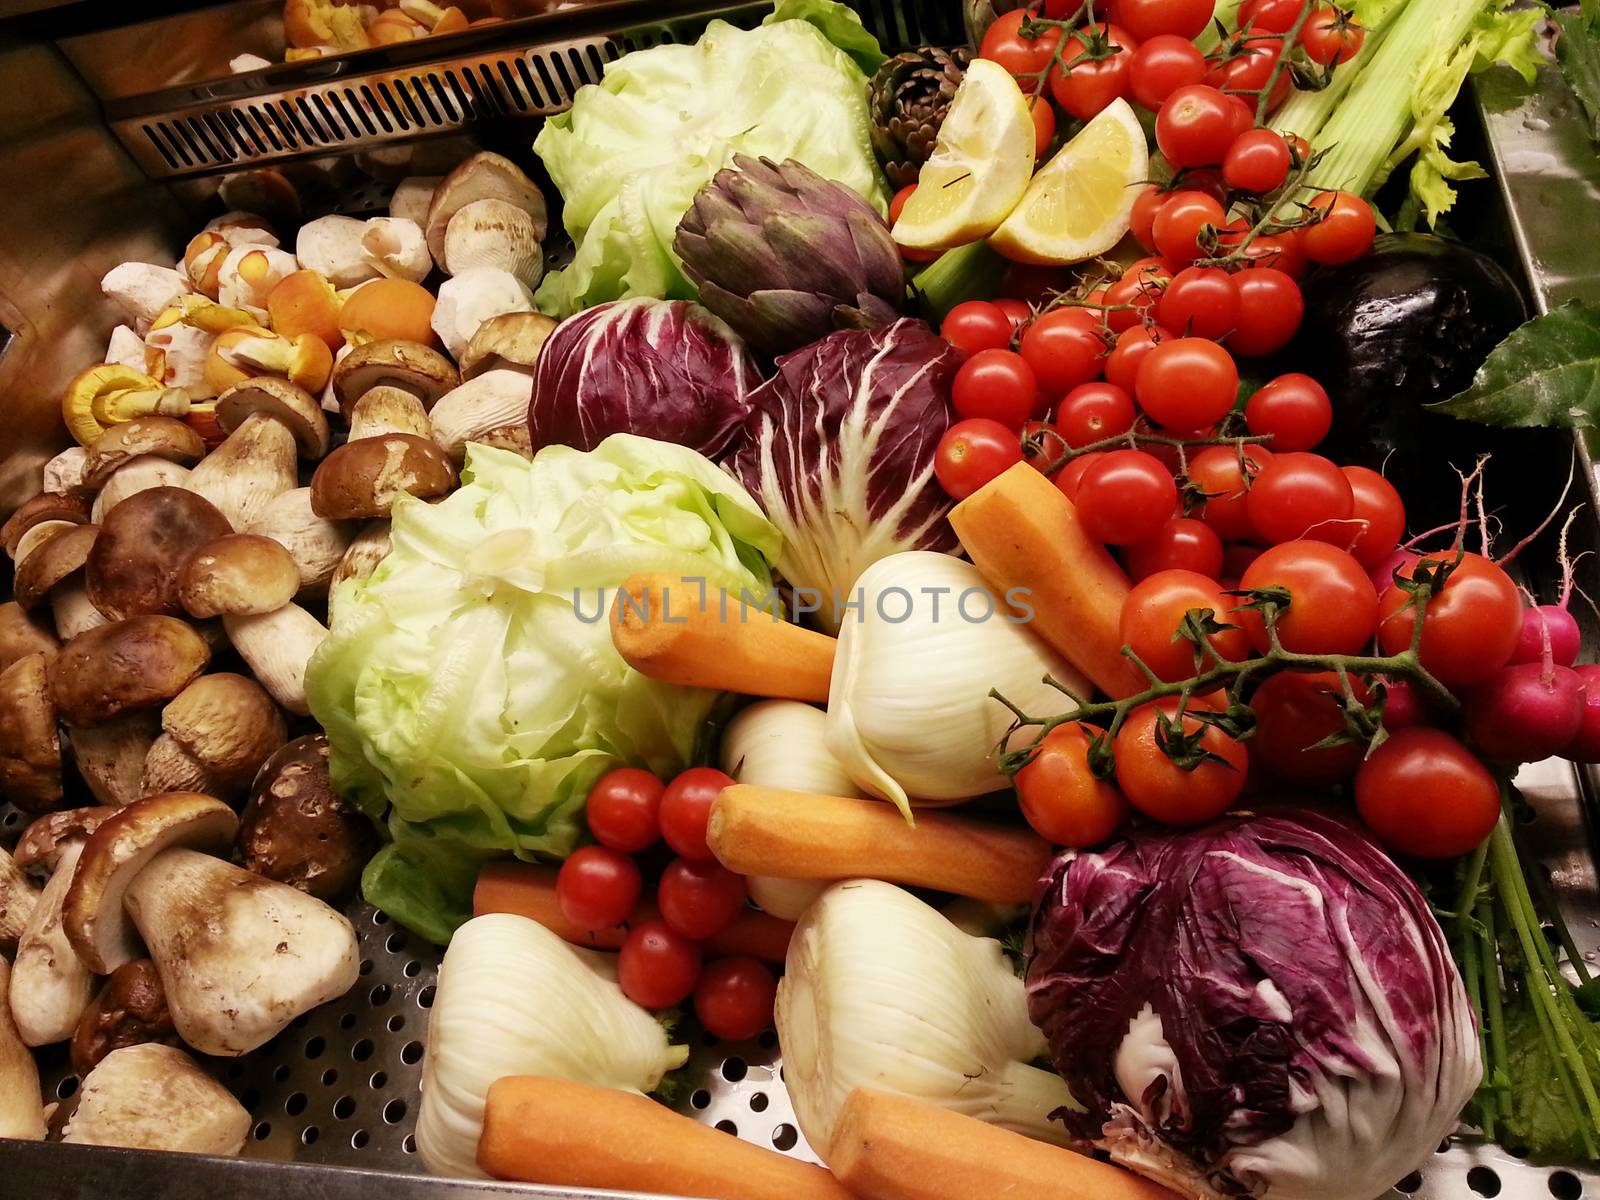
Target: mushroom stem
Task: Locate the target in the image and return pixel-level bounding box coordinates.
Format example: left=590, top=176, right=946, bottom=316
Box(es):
left=62, top=1043, right=250, bottom=1153
left=0, top=847, right=41, bottom=952
left=186, top=411, right=297, bottom=530
left=331, top=521, right=392, bottom=594
left=348, top=386, right=431, bottom=440
left=223, top=603, right=328, bottom=716
left=11, top=841, right=96, bottom=1046
left=52, top=583, right=109, bottom=640
left=0, top=959, right=46, bottom=1140
left=124, top=848, right=359, bottom=1056
left=249, top=486, right=352, bottom=596
left=70, top=713, right=161, bottom=807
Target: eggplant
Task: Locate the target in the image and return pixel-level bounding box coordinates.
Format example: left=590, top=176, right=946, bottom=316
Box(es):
left=1284, top=232, right=1560, bottom=527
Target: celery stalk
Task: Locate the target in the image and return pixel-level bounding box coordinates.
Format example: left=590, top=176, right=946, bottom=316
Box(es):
left=912, top=241, right=1008, bottom=320
left=1269, top=29, right=1384, bottom=146
left=1195, top=0, right=1244, bottom=54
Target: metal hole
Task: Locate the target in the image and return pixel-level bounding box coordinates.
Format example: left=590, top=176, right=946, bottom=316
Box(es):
left=1468, top=1167, right=1503, bottom=1198
left=721, top=1057, right=747, bottom=1083
left=387, top=1014, right=406, bottom=1033
left=292, top=1013, right=312, bottom=1030
left=403, top=1134, right=417, bottom=1154
left=376, top=80, right=416, bottom=129
left=690, top=1089, right=710, bottom=1110
left=2, top=811, right=15, bottom=827
left=246, top=105, right=283, bottom=151
left=305, top=1036, right=326, bottom=1060
left=240, top=1088, right=261, bottom=1109
left=352, top=1039, right=374, bottom=1062
left=360, top=960, right=374, bottom=977
left=700, top=1032, right=720, bottom=1049
left=530, top=53, right=562, bottom=104
left=758, top=1030, right=778, bottom=1049
left=274, top=1064, right=291, bottom=1084
left=140, top=125, right=180, bottom=170
left=310, top=94, right=349, bottom=141
left=1396, top=1173, right=1423, bottom=1194
left=401, top=1040, right=424, bottom=1066
left=340, top=1012, right=357, bottom=1031
left=384, top=1099, right=407, bottom=1124
left=772, top=1124, right=798, bottom=1152
left=358, top=85, right=393, bottom=134
left=302, top=1126, right=320, bottom=1146
left=225, top=1062, right=246, bottom=1080
left=403, top=960, right=422, bottom=978
left=55, top=1077, right=78, bottom=1100
left=421, top=74, right=457, bottom=122
left=749, top=1093, right=769, bottom=1113
left=495, top=60, right=528, bottom=111
left=370, top=1071, right=387, bottom=1090
left=292, top=97, right=331, bottom=143
left=321, top=1068, right=338, bottom=1086
left=1439, top=1141, right=1454, bottom=1155
left=418, top=985, right=436, bottom=1009
left=370, top=984, right=392, bottom=1007
left=1517, top=804, right=1538, bottom=825
left=254, top=1122, right=272, bottom=1141
left=514, top=57, right=544, bottom=107
left=333, top=1095, right=356, bottom=1120
left=1551, top=1170, right=1584, bottom=1200
left=352, top=1129, right=369, bottom=1149
left=285, top=1093, right=307, bottom=1117
left=385, top=932, right=407, bottom=954
left=715, top=1120, right=738, bottom=1136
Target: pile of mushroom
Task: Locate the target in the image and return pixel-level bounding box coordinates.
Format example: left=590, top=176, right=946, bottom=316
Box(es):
left=0, top=148, right=557, bottom=1155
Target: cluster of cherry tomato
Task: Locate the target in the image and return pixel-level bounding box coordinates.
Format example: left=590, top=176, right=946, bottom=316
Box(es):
left=556, top=765, right=777, bottom=1041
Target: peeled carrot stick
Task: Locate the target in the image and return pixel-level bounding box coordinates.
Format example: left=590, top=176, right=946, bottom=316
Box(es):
left=480, top=1076, right=855, bottom=1199
left=829, top=1088, right=1179, bottom=1200
left=473, top=862, right=793, bottom=963
left=950, top=462, right=1145, bottom=699
left=610, top=572, right=836, bottom=701
left=707, top=785, right=1051, bottom=904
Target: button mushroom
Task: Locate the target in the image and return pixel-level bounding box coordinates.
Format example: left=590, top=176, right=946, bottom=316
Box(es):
left=71, top=958, right=176, bottom=1075
left=15, top=522, right=103, bottom=639
left=11, top=837, right=95, bottom=1045
left=310, top=432, right=456, bottom=520
left=0, top=653, right=62, bottom=814
left=100, top=263, right=192, bottom=334
left=82, top=416, right=206, bottom=492
left=66, top=793, right=360, bottom=1055
left=0, top=959, right=46, bottom=1140
left=61, top=1043, right=250, bottom=1154
left=459, top=310, right=557, bottom=381
left=431, top=268, right=534, bottom=360
left=2, top=491, right=91, bottom=558
left=141, top=672, right=286, bottom=800
left=239, top=734, right=373, bottom=901
left=0, top=846, right=41, bottom=954
left=187, top=377, right=330, bottom=529
left=296, top=213, right=380, bottom=288
left=428, top=369, right=534, bottom=464
left=86, top=487, right=232, bottom=622
left=249, top=487, right=353, bottom=596
left=424, top=150, right=548, bottom=264
left=361, top=216, right=432, bottom=282
left=0, top=601, right=59, bottom=669
left=441, top=198, right=544, bottom=287
left=47, top=616, right=211, bottom=727
left=67, top=715, right=161, bottom=809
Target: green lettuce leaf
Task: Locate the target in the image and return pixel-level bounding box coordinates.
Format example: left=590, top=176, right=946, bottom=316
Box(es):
left=306, top=438, right=782, bottom=942
left=1556, top=0, right=1600, bottom=143
left=764, top=0, right=885, bottom=74
left=1428, top=301, right=1600, bottom=428
left=1497, top=996, right=1600, bottom=1160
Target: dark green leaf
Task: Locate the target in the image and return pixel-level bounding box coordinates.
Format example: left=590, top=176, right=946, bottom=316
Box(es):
left=1555, top=1, right=1600, bottom=145
left=1429, top=301, right=1600, bottom=429
left=1496, top=999, right=1600, bottom=1161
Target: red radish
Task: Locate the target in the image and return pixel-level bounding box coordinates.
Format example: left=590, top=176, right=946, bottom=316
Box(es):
left=1563, top=666, right=1600, bottom=763
left=1464, top=662, right=1586, bottom=763
left=1508, top=604, right=1581, bottom=668
left=1380, top=678, right=1430, bottom=730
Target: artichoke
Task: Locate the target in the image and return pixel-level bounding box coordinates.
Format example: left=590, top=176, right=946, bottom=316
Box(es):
left=867, top=47, right=972, bottom=190
left=673, top=155, right=906, bottom=358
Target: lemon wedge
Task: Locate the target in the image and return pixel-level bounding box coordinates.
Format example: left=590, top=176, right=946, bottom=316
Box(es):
left=989, top=98, right=1149, bottom=265
left=891, top=59, right=1037, bottom=252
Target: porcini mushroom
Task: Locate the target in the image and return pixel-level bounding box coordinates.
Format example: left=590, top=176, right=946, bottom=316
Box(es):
left=83, top=417, right=205, bottom=491
left=0, top=601, right=59, bottom=669
left=337, top=277, right=438, bottom=347
left=61, top=1043, right=250, bottom=1154
left=187, top=377, right=329, bottom=529
left=347, top=385, right=431, bottom=439
left=0, top=847, right=41, bottom=953
left=310, top=432, right=457, bottom=520
left=43, top=446, right=90, bottom=495
left=239, top=735, right=372, bottom=902
left=224, top=602, right=328, bottom=716
left=424, top=151, right=548, bottom=264
left=68, top=715, right=160, bottom=808
left=332, top=521, right=393, bottom=590
left=177, top=534, right=299, bottom=619
left=361, top=216, right=432, bottom=282
left=296, top=214, right=380, bottom=288
left=431, top=268, right=534, bottom=360
left=427, top=369, right=533, bottom=464
left=0, top=653, right=62, bottom=814
left=90, top=457, right=193, bottom=524
left=16, top=523, right=103, bottom=639
left=441, top=197, right=544, bottom=286
left=86, top=487, right=232, bottom=621
left=459, top=310, right=557, bottom=380
left=11, top=838, right=95, bottom=1045
left=249, top=487, right=353, bottom=595
left=2, top=491, right=91, bottom=558
left=390, top=175, right=442, bottom=226
left=141, top=673, right=286, bottom=800
left=218, top=170, right=301, bottom=228
left=71, top=958, right=175, bottom=1074
left=16, top=807, right=115, bottom=873
left=266, top=269, right=343, bottom=352
left=330, top=338, right=457, bottom=418
left=48, top=617, right=211, bottom=727
left=0, top=960, right=46, bottom=1140
left=100, top=263, right=192, bottom=333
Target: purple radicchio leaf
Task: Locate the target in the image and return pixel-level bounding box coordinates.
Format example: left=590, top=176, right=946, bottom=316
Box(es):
left=1024, top=809, right=1480, bottom=1200
left=725, top=318, right=961, bottom=633
left=529, top=298, right=759, bottom=457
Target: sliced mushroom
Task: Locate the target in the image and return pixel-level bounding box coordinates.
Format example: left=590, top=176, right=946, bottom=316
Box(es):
left=347, top=385, right=431, bottom=440
left=249, top=487, right=353, bottom=596
left=296, top=214, right=380, bottom=288
left=330, top=338, right=457, bottom=418
left=90, top=456, right=193, bottom=524
left=0, top=960, right=46, bottom=1140
left=48, top=617, right=211, bottom=727
left=61, top=1043, right=250, bottom=1154
left=223, top=604, right=328, bottom=716
left=0, top=653, right=62, bottom=815
left=459, top=310, right=557, bottom=380
left=0, top=847, right=41, bottom=953
left=2, top=491, right=90, bottom=558
left=332, top=521, right=392, bottom=591
left=62, top=792, right=239, bottom=975
left=16, top=522, right=103, bottom=639
left=428, top=369, right=533, bottom=464
left=43, top=447, right=90, bottom=495
left=141, top=673, right=286, bottom=800
left=71, top=959, right=176, bottom=1075
left=177, top=533, right=300, bottom=619
left=431, top=268, right=534, bottom=360
left=310, top=433, right=456, bottom=520
left=82, top=417, right=205, bottom=490
left=424, top=151, right=548, bottom=264
left=441, top=198, right=543, bottom=287
left=361, top=216, right=432, bottom=283
left=86, top=487, right=232, bottom=621
left=239, top=734, right=372, bottom=901
left=11, top=840, right=95, bottom=1045
left=15, top=808, right=115, bottom=873
left=68, top=714, right=161, bottom=808
left=0, top=601, right=59, bottom=669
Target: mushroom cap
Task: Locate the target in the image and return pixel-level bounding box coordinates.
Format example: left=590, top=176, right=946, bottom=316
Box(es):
left=15, top=523, right=98, bottom=610
left=15, top=807, right=117, bottom=872
left=0, top=601, right=60, bottom=671
left=61, top=1043, right=250, bottom=1155
left=331, top=339, right=457, bottom=415
left=70, top=958, right=175, bottom=1076
left=424, top=150, right=548, bottom=263
left=48, top=616, right=211, bottom=727
left=2, top=492, right=92, bottom=559
left=162, top=672, right=286, bottom=789
left=177, top=534, right=299, bottom=618
left=62, top=792, right=239, bottom=974
left=86, top=487, right=232, bottom=621
left=459, top=311, right=557, bottom=379
left=83, top=418, right=206, bottom=490
left=238, top=734, right=372, bottom=902
left=332, top=521, right=392, bottom=589
left=0, top=653, right=62, bottom=815
left=309, top=434, right=457, bottom=520
left=215, top=377, right=331, bottom=459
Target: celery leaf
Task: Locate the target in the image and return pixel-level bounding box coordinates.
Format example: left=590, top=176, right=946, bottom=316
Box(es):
left=1429, top=302, right=1600, bottom=429
left=1474, top=6, right=1549, bottom=84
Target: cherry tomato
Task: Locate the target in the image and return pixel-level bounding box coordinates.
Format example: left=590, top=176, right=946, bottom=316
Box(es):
left=1235, top=540, right=1379, bottom=655
left=1020, top=307, right=1108, bottom=394
left=1157, top=266, right=1240, bottom=340
left=1130, top=185, right=1167, bottom=250
left=1136, top=337, right=1240, bottom=431
left=693, top=958, right=777, bottom=1042
left=1223, top=127, right=1293, bottom=193
left=1122, top=568, right=1250, bottom=681
left=1057, top=382, right=1136, bottom=447
left=1355, top=728, right=1501, bottom=858
left=1022, top=418, right=1067, bottom=471
left=994, top=297, right=1034, bottom=333
left=1205, top=37, right=1286, bottom=107
left=1123, top=516, right=1225, bottom=580
left=657, top=857, right=748, bottom=940
left=1187, top=444, right=1271, bottom=541
left=1003, top=262, right=1070, bottom=305
left=935, top=418, right=1025, bottom=499
left=1105, top=324, right=1172, bottom=392
left=1302, top=191, right=1377, bottom=265
left=1241, top=0, right=1303, bottom=31
left=1341, top=466, right=1406, bottom=570
left=1229, top=268, right=1303, bottom=357
left=1014, top=723, right=1129, bottom=846
left=1218, top=219, right=1309, bottom=277
left=659, top=766, right=735, bottom=862
left=1027, top=93, right=1057, bottom=158
left=1050, top=24, right=1139, bottom=121
left=1113, top=699, right=1248, bottom=825
left=618, top=919, right=703, bottom=1009
left=555, top=845, right=642, bottom=930
left=586, top=767, right=665, bottom=853
left=1054, top=450, right=1106, bottom=502
left=889, top=184, right=939, bottom=263
left=941, top=300, right=1014, bottom=356
left=1129, top=34, right=1208, bottom=110
left=1220, top=541, right=1264, bottom=584
left=1377, top=552, right=1524, bottom=687
left=1245, top=451, right=1354, bottom=544
left=1156, top=84, right=1244, bottom=168
left=1151, top=189, right=1226, bottom=262
left=979, top=9, right=1063, bottom=89
left=953, top=349, right=1038, bottom=428
left=1244, top=373, right=1331, bottom=451
left=1103, top=274, right=1157, bottom=332
left=1301, top=5, right=1365, bottom=65
left=1115, top=0, right=1216, bottom=39
left=1250, top=670, right=1370, bottom=787
left=1076, top=449, right=1179, bottom=545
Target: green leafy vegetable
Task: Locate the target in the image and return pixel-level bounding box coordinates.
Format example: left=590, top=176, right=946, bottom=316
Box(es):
left=1497, top=1003, right=1600, bottom=1161
left=1429, top=301, right=1600, bottom=428
left=305, top=438, right=782, bottom=942
left=764, top=0, right=885, bottom=74
left=1556, top=0, right=1600, bottom=143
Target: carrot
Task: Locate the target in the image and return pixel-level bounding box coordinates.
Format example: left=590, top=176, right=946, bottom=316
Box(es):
left=707, top=786, right=1051, bottom=905
left=480, top=1075, right=854, bottom=1200
left=473, top=862, right=793, bottom=964
left=610, top=572, right=835, bottom=702
left=949, top=462, right=1145, bottom=699
left=828, top=1088, right=1179, bottom=1200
